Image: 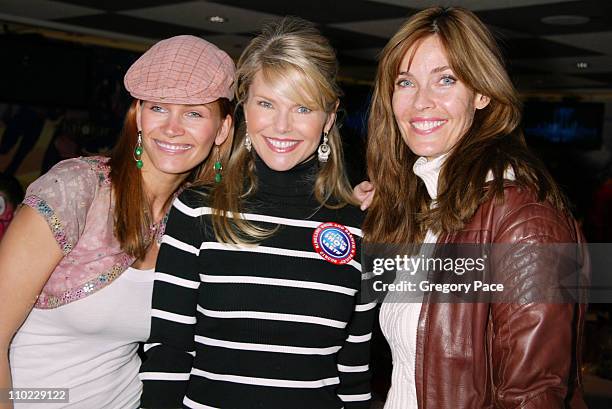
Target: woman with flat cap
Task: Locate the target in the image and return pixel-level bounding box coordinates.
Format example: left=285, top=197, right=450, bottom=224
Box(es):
left=0, top=35, right=235, bottom=408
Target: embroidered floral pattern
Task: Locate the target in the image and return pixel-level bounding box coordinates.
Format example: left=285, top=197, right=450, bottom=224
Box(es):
left=23, top=156, right=178, bottom=309
left=35, top=253, right=133, bottom=309
left=81, top=156, right=111, bottom=186
left=23, top=195, right=73, bottom=254
left=21, top=156, right=140, bottom=309
left=156, top=212, right=169, bottom=244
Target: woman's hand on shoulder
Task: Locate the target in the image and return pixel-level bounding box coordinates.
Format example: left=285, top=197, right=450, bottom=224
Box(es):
left=353, top=181, right=375, bottom=211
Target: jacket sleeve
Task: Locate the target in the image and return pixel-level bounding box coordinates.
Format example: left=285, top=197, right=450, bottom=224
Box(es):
left=336, top=235, right=376, bottom=409
left=22, top=157, right=101, bottom=255
left=140, top=195, right=202, bottom=408
left=490, top=199, right=585, bottom=408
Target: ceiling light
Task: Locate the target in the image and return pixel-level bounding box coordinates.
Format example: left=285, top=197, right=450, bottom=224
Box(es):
left=541, top=15, right=590, bottom=25
left=208, top=16, right=227, bottom=23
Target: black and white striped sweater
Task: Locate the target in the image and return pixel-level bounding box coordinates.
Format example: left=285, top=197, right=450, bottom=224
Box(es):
left=140, top=158, right=375, bottom=409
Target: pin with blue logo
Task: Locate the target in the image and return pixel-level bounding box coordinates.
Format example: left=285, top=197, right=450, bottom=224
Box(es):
left=312, top=222, right=356, bottom=265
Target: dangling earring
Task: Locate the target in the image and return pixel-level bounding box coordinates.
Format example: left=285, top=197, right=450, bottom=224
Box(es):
left=244, top=132, right=252, bottom=152
left=134, top=130, right=143, bottom=169
left=317, top=131, right=330, bottom=163
left=213, top=145, right=223, bottom=183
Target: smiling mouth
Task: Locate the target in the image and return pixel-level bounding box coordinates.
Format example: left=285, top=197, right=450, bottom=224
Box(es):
left=410, top=120, right=447, bottom=133
left=154, top=139, right=193, bottom=153
left=264, top=137, right=301, bottom=153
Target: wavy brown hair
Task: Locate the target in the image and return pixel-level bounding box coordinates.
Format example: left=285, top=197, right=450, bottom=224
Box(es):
left=210, top=16, right=356, bottom=244
left=110, top=98, right=233, bottom=258
left=363, top=6, right=567, bottom=244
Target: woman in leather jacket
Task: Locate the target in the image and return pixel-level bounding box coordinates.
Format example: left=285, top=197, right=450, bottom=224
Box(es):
left=362, top=6, right=588, bottom=409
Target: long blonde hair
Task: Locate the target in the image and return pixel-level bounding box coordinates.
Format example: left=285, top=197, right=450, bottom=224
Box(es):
left=363, top=6, right=566, bottom=244
left=210, top=16, right=356, bottom=244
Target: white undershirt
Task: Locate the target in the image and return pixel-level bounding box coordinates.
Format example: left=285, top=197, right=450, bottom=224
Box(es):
left=10, top=266, right=154, bottom=408
left=379, top=155, right=444, bottom=409
left=379, top=157, right=516, bottom=409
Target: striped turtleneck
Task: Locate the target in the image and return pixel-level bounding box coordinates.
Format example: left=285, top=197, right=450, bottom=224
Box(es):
left=140, top=157, right=374, bottom=409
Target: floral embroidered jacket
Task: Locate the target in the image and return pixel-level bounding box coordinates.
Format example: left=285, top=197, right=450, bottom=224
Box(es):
left=24, top=156, right=135, bottom=308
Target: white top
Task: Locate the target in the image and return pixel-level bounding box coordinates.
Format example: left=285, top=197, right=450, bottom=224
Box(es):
left=379, top=155, right=444, bottom=409
left=10, top=266, right=154, bottom=408
left=379, top=157, right=516, bottom=409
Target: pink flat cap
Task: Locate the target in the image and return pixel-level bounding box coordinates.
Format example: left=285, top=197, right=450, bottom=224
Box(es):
left=124, top=35, right=235, bottom=104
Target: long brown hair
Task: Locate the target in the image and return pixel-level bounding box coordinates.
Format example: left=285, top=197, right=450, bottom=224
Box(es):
left=363, top=6, right=566, bottom=244
left=110, top=98, right=233, bottom=258
left=210, top=16, right=356, bottom=244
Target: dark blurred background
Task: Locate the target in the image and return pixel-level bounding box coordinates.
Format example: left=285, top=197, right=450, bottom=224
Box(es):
left=1, top=1, right=611, bottom=407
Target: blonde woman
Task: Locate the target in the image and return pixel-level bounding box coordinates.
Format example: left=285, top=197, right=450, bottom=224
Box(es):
left=0, top=36, right=234, bottom=409
left=139, top=17, right=374, bottom=409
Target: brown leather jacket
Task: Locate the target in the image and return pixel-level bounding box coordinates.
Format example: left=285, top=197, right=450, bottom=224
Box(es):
left=414, top=184, right=588, bottom=408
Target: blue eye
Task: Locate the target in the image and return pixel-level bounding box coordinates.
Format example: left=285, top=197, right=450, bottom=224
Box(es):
left=258, top=100, right=273, bottom=109
left=396, top=79, right=413, bottom=88
left=186, top=111, right=203, bottom=118
left=297, top=106, right=312, bottom=114
left=151, top=105, right=166, bottom=113
left=440, top=75, right=456, bottom=86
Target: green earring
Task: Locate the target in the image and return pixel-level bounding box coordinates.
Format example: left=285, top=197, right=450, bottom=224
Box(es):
left=134, top=131, right=143, bottom=169
left=214, top=145, right=222, bottom=183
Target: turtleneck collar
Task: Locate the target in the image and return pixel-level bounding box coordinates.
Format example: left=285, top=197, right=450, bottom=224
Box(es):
left=412, top=153, right=448, bottom=200
left=253, top=153, right=319, bottom=198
